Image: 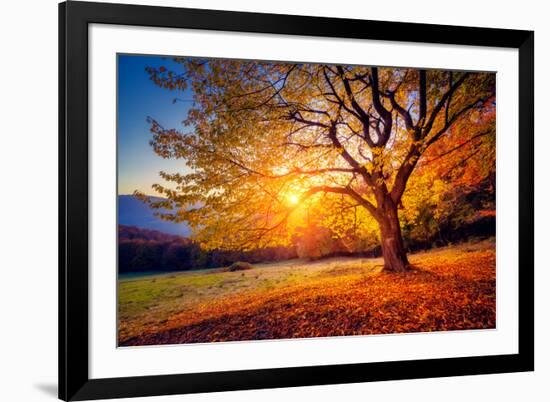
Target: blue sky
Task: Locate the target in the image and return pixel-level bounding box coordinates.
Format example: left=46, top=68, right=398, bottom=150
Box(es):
left=117, top=54, right=192, bottom=196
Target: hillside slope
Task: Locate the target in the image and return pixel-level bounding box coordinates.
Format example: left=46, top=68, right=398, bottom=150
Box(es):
left=119, top=239, right=496, bottom=345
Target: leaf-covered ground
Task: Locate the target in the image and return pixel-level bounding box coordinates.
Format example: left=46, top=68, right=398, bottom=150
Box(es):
left=119, top=239, right=495, bottom=346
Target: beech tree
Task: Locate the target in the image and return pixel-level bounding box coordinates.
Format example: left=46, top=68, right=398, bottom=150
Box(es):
left=138, top=59, right=495, bottom=272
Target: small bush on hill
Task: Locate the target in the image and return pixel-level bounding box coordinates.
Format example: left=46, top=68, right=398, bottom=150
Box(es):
left=224, top=261, right=253, bottom=272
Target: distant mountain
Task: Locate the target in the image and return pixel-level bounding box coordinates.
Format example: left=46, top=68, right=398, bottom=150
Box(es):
left=118, top=195, right=190, bottom=236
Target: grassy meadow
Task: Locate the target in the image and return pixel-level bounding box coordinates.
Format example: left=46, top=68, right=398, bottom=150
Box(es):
left=118, top=238, right=496, bottom=346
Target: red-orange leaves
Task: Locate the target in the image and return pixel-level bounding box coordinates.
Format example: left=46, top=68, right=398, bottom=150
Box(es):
left=119, top=240, right=496, bottom=346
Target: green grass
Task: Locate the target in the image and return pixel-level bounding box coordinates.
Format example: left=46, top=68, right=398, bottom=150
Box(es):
left=118, top=255, right=381, bottom=329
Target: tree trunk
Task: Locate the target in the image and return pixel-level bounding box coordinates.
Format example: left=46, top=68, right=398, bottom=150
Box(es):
left=378, top=199, right=410, bottom=272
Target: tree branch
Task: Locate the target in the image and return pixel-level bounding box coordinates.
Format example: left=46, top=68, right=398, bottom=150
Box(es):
left=370, top=67, right=393, bottom=145
left=418, top=69, right=427, bottom=125
left=336, top=66, right=377, bottom=148
left=422, top=129, right=492, bottom=165
left=326, top=124, right=375, bottom=187
left=422, top=72, right=470, bottom=137
left=390, top=144, right=421, bottom=204
left=321, top=67, right=362, bottom=121
left=385, top=91, right=414, bottom=131
left=305, top=185, right=380, bottom=221
left=425, top=95, right=490, bottom=147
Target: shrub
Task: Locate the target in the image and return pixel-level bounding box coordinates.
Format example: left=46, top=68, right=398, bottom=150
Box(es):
left=224, top=261, right=253, bottom=272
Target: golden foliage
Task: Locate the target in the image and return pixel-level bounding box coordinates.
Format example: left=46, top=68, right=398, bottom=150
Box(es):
left=140, top=60, right=496, bottom=256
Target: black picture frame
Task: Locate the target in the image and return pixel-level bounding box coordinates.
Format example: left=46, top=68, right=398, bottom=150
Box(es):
left=59, top=1, right=534, bottom=400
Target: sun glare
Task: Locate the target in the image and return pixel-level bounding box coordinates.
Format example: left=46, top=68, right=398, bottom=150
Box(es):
left=287, top=193, right=300, bottom=206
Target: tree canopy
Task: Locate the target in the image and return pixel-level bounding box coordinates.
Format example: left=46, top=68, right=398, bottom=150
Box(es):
left=137, top=58, right=495, bottom=270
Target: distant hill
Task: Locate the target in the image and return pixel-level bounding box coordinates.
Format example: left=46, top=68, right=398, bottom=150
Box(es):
left=118, top=224, right=190, bottom=243
left=118, top=195, right=190, bottom=236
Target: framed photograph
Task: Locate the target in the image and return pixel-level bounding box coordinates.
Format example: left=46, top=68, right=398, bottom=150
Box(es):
left=59, top=1, right=534, bottom=400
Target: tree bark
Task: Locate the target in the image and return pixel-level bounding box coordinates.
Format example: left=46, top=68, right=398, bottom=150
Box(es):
left=378, top=198, right=410, bottom=272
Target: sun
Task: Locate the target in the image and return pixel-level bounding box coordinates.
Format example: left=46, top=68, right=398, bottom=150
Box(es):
left=287, top=193, right=300, bottom=206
